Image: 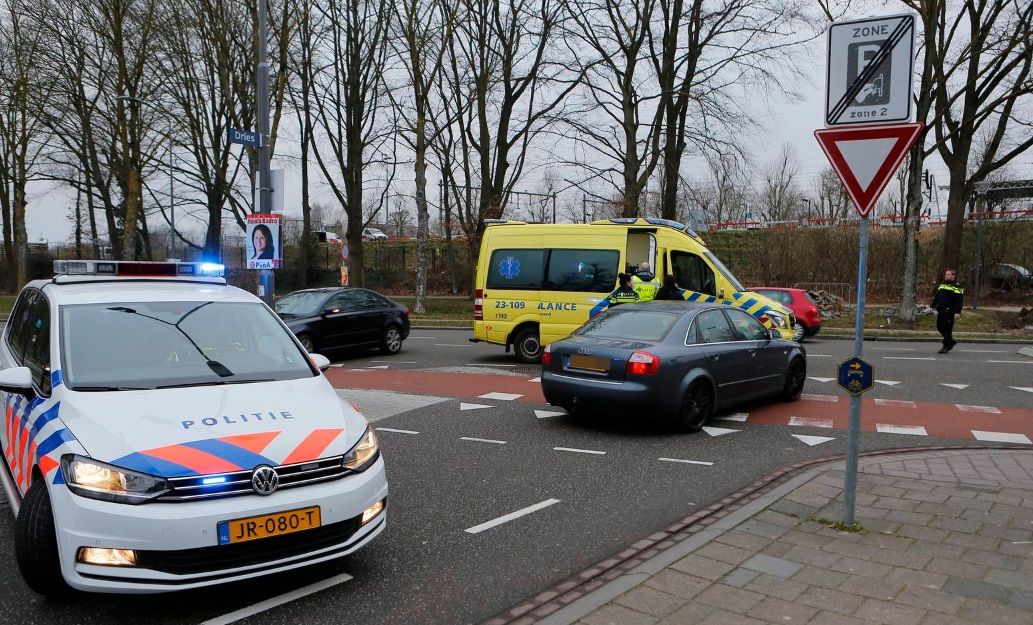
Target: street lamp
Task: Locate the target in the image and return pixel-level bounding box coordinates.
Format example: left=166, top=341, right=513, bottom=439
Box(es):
left=120, top=96, right=178, bottom=260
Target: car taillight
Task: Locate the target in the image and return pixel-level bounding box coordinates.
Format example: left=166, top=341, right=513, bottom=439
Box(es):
left=403, top=306, right=410, bottom=320
left=542, top=344, right=553, bottom=366
left=626, top=351, right=660, bottom=375
left=474, top=289, right=483, bottom=321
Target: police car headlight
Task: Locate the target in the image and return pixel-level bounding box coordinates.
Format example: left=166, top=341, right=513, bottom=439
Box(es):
left=61, top=455, right=172, bottom=504
left=342, top=427, right=379, bottom=472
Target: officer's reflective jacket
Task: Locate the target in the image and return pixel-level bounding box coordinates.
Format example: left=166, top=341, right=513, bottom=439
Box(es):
left=631, top=272, right=660, bottom=302
left=607, top=287, right=640, bottom=306
left=932, top=282, right=964, bottom=313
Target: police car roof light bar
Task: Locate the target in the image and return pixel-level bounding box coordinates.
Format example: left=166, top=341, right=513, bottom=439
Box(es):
left=53, top=260, right=225, bottom=279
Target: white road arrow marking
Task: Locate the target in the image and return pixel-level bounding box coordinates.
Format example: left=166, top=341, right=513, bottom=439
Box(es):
left=940, top=383, right=969, bottom=390
left=1011, top=387, right=1033, bottom=394
left=808, top=377, right=834, bottom=383
left=479, top=392, right=523, bottom=401
left=460, top=403, right=494, bottom=411
left=791, top=434, right=836, bottom=446
left=528, top=377, right=541, bottom=383
left=702, top=426, right=740, bottom=437
left=716, top=412, right=749, bottom=422
left=876, top=380, right=901, bottom=386
left=534, top=410, right=566, bottom=419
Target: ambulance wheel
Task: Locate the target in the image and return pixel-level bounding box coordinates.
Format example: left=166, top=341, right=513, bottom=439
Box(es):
left=513, top=327, right=542, bottom=363
left=15, top=478, right=69, bottom=596
left=380, top=326, right=403, bottom=354
left=298, top=334, right=316, bottom=353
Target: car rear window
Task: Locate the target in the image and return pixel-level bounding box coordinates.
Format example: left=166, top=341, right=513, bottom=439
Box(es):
left=576, top=309, right=680, bottom=342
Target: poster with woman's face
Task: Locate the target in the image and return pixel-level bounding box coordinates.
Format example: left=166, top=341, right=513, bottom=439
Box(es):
left=246, top=215, right=282, bottom=269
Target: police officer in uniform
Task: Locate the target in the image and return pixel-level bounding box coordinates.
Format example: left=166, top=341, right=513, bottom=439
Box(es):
left=607, top=273, right=640, bottom=307
left=631, top=262, right=660, bottom=302
left=931, top=269, right=964, bottom=354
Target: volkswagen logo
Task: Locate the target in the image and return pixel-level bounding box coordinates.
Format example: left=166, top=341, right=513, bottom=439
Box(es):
left=577, top=347, right=593, bottom=355
left=251, top=465, right=280, bottom=495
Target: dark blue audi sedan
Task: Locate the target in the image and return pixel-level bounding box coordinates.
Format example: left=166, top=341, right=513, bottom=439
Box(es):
left=540, top=302, right=806, bottom=431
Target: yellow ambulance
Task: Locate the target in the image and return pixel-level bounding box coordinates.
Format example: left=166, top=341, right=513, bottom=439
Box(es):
left=471, top=218, right=795, bottom=362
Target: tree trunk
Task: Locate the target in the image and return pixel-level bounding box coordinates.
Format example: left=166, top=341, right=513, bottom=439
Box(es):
left=899, top=151, right=924, bottom=322
left=122, top=165, right=142, bottom=259
left=413, top=112, right=430, bottom=314
left=13, top=171, right=28, bottom=289
left=939, top=178, right=970, bottom=275
left=204, top=193, right=222, bottom=261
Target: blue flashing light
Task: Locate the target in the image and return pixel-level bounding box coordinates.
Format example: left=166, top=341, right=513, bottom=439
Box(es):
left=202, top=476, right=227, bottom=485
left=198, top=262, right=225, bottom=277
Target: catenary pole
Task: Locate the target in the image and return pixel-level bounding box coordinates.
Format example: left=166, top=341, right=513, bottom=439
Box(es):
left=256, top=0, right=274, bottom=305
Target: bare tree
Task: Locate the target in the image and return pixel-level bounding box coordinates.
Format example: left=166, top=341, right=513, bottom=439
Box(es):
left=558, top=0, right=661, bottom=217
left=759, top=144, right=801, bottom=223
left=388, top=0, right=455, bottom=312
left=932, top=0, right=1033, bottom=274
left=310, top=0, right=395, bottom=287
left=812, top=168, right=849, bottom=221
left=685, top=151, right=748, bottom=227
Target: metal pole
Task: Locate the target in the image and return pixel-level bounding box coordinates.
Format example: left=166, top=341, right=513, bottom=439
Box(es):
left=256, top=0, right=274, bottom=306
left=552, top=193, right=557, bottom=224
left=169, top=119, right=176, bottom=260
left=973, top=199, right=983, bottom=309
left=842, top=216, right=869, bottom=526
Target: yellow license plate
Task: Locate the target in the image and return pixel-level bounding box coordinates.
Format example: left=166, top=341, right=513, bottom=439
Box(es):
left=569, top=354, right=609, bottom=372
left=218, top=506, right=321, bottom=545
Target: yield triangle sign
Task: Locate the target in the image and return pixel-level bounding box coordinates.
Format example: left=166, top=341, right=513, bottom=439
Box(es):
left=814, top=123, right=923, bottom=217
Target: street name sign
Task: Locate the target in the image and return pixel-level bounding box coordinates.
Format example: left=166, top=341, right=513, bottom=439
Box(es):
left=838, top=356, right=874, bottom=396
left=814, top=122, right=923, bottom=217
left=825, top=14, right=915, bottom=126
left=228, top=127, right=262, bottom=148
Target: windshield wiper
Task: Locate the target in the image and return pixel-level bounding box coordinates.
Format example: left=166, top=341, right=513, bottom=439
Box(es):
left=72, top=386, right=152, bottom=391
left=107, top=304, right=235, bottom=378
left=152, top=378, right=275, bottom=390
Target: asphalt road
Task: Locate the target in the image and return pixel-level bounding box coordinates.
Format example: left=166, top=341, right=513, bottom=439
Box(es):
left=0, top=330, right=1029, bottom=625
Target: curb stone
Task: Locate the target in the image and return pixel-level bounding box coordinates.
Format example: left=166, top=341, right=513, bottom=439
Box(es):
left=478, top=443, right=1033, bottom=625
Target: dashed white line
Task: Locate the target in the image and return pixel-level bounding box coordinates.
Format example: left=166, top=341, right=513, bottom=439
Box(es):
left=553, top=446, right=606, bottom=455
left=658, top=458, right=714, bottom=466
left=406, top=336, right=437, bottom=339
left=479, top=392, right=523, bottom=401
left=876, top=424, right=928, bottom=436
left=808, top=354, right=833, bottom=358
left=956, top=404, right=1002, bottom=414
left=365, top=366, right=389, bottom=370
left=370, top=360, right=417, bottom=364
left=436, top=343, right=474, bottom=347
left=789, top=416, right=833, bottom=428
left=1012, top=387, right=1033, bottom=394
left=884, top=356, right=936, bottom=361
left=959, top=349, right=1006, bottom=353
left=987, top=360, right=1033, bottom=364
left=874, top=399, right=916, bottom=407
left=460, top=403, right=494, bottom=411
left=801, top=393, right=839, bottom=402
left=972, top=431, right=1032, bottom=444
left=460, top=437, right=507, bottom=445
left=376, top=427, right=420, bottom=435
left=872, top=347, right=916, bottom=351
left=200, top=573, right=353, bottom=625
left=464, top=499, right=561, bottom=534
left=468, top=363, right=517, bottom=368
left=940, top=383, right=969, bottom=390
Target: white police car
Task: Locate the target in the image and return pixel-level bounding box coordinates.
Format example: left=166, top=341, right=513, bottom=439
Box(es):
left=0, top=261, right=388, bottom=594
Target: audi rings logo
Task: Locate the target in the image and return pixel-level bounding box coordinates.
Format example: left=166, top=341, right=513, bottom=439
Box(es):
left=577, top=347, right=593, bottom=355
left=251, top=465, right=280, bottom=495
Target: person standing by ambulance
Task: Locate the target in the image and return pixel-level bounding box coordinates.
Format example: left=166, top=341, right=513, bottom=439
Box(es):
left=631, top=262, right=660, bottom=302
left=932, top=269, right=964, bottom=354
left=607, top=273, right=640, bottom=307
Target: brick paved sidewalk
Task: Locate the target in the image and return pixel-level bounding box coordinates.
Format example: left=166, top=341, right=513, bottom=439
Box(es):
left=562, top=450, right=1033, bottom=625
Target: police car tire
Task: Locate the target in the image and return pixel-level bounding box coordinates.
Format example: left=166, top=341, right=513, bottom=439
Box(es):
left=513, top=327, right=542, bottom=363
left=15, top=478, right=69, bottom=596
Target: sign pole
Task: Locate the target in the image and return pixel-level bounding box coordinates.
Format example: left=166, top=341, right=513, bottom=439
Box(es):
left=842, top=216, right=869, bottom=525
left=256, top=0, right=274, bottom=307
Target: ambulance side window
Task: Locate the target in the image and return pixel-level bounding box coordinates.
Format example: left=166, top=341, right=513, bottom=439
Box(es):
left=544, top=249, right=620, bottom=293
left=486, top=249, right=545, bottom=290
left=671, top=252, right=716, bottom=296
left=21, top=292, right=52, bottom=396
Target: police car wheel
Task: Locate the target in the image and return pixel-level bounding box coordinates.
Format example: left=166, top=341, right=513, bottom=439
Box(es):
left=676, top=381, right=713, bottom=433
left=381, top=326, right=403, bottom=354
left=298, top=334, right=316, bottom=353
left=15, top=478, right=69, bottom=596
left=782, top=358, right=806, bottom=402
left=513, top=328, right=542, bottom=363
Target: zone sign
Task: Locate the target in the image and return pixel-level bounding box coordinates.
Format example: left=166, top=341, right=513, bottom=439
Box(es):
left=825, top=14, right=915, bottom=127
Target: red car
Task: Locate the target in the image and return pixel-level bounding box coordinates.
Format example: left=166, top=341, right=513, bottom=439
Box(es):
left=752, top=287, right=821, bottom=341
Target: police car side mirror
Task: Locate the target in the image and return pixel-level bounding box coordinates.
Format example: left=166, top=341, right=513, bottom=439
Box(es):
left=310, top=353, right=332, bottom=372
left=0, top=366, right=35, bottom=396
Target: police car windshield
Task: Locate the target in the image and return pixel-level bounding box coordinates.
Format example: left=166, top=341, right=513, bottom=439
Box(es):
left=60, top=301, right=314, bottom=390
left=576, top=309, right=680, bottom=342
left=703, top=252, right=745, bottom=292
left=274, top=291, right=328, bottom=316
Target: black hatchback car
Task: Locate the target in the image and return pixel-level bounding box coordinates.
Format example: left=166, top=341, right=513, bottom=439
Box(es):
left=541, top=302, right=806, bottom=431
left=275, top=287, right=410, bottom=355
